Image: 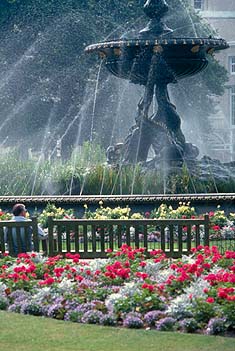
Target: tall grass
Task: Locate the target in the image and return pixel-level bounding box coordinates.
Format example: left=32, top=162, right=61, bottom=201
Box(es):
left=0, top=145, right=235, bottom=195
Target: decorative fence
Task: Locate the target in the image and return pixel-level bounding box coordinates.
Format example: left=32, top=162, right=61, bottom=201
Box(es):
left=46, top=215, right=210, bottom=258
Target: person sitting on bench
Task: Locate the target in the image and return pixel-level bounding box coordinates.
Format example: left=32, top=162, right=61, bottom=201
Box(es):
left=4, top=203, right=47, bottom=254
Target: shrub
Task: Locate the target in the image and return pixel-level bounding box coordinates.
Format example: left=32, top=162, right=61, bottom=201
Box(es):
left=81, top=310, right=104, bottom=324
left=123, top=312, right=144, bottom=329
left=191, top=299, right=216, bottom=324
left=21, top=302, right=43, bottom=316
left=179, top=318, right=199, bottom=333
left=206, top=318, right=226, bottom=335
left=0, top=296, right=9, bottom=310
left=144, top=310, right=166, bottom=326
left=102, top=313, right=117, bottom=326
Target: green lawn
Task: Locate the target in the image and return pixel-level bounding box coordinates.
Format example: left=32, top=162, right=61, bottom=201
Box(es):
left=0, top=312, right=234, bottom=351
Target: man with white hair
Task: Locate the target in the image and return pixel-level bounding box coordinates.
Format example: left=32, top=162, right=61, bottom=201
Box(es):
left=5, top=203, right=47, bottom=254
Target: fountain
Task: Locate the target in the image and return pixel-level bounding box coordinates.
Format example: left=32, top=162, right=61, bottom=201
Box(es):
left=1, top=0, right=235, bottom=209
left=85, top=0, right=229, bottom=169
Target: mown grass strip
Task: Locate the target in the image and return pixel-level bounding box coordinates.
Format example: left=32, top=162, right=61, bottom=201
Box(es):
left=0, top=312, right=234, bottom=351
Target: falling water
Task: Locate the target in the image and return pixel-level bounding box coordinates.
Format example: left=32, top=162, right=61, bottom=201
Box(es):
left=178, top=0, right=198, bottom=37
left=70, top=60, right=104, bottom=196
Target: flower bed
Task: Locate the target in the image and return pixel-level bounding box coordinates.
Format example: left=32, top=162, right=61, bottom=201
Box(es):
left=85, top=203, right=235, bottom=242
left=0, top=245, right=234, bottom=336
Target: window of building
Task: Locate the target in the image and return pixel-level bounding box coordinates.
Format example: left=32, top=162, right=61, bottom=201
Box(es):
left=231, top=86, right=235, bottom=125
left=229, top=56, right=235, bottom=74
left=194, top=0, right=203, bottom=9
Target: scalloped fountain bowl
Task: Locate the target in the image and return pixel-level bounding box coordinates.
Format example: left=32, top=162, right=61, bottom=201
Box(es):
left=85, top=37, right=229, bottom=85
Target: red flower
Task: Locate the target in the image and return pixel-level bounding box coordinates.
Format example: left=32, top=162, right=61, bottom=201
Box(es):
left=135, top=272, right=148, bottom=279
left=39, top=277, right=55, bottom=286
left=212, top=225, right=220, bottom=231
left=206, top=297, right=215, bottom=303
left=225, top=251, right=235, bottom=259
left=139, top=261, right=147, bottom=267
left=142, top=283, right=154, bottom=292
left=75, top=275, right=84, bottom=282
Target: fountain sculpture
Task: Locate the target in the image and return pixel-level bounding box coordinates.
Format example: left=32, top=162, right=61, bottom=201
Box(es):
left=85, top=0, right=229, bottom=168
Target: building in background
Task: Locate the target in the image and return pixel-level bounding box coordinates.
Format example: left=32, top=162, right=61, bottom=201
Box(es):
left=190, top=0, right=235, bottom=162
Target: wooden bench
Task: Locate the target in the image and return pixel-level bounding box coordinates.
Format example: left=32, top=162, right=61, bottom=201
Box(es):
left=47, top=215, right=210, bottom=258
left=0, top=217, right=47, bottom=256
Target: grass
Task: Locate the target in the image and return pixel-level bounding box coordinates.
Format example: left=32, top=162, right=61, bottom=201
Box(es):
left=0, top=311, right=234, bottom=351
left=1, top=149, right=235, bottom=195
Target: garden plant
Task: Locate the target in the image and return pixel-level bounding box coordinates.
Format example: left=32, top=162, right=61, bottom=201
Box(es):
left=0, top=245, right=234, bottom=337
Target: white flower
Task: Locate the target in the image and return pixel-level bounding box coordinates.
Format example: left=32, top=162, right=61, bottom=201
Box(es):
left=87, top=258, right=107, bottom=271
left=0, top=282, right=7, bottom=295
left=57, top=278, right=75, bottom=293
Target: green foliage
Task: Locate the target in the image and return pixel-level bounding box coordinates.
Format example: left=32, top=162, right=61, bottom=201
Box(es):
left=71, top=142, right=106, bottom=168
left=209, top=208, right=228, bottom=227
left=113, top=287, right=164, bottom=314
left=220, top=302, right=235, bottom=329
left=192, top=299, right=217, bottom=324
left=1, top=148, right=235, bottom=195
left=38, top=203, right=74, bottom=228
left=150, top=203, right=196, bottom=219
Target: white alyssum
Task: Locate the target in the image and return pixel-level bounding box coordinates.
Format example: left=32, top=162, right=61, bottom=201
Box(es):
left=105, top=281, right=141, bottom=311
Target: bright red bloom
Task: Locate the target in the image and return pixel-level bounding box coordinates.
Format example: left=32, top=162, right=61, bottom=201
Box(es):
left=206, top=297, right=215, bottom=303
left=135, top=272, right=149, bottom=279
left=212, top=225, right=220, bottom=231
left=225, top=251, right=235, bottom=259
left=142, top=283, right=154, bottom=292
left=75, top=275, right=84, bottom=282
left=39, top=277, right=55, bottom=285
left=139, top=261, right=147, bottom=267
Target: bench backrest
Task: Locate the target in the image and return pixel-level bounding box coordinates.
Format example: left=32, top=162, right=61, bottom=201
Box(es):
left=0, top=217, right=39, bottom=256
left=47, top=215, right=210, bottom=258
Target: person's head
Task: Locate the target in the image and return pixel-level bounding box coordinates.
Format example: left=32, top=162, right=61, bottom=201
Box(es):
left=12, top=203, right=27, bottom=217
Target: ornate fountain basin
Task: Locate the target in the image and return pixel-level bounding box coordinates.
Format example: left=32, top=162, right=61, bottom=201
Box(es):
left=85, top=37, right=229, bottom=85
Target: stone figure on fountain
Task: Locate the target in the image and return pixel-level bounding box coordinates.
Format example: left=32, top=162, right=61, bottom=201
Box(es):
left=140, top=0, right=173, bottom=38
